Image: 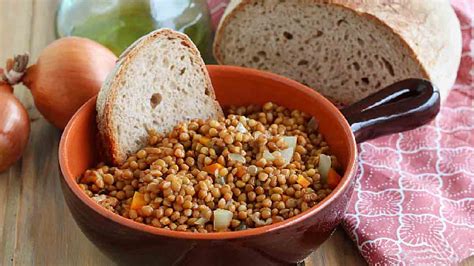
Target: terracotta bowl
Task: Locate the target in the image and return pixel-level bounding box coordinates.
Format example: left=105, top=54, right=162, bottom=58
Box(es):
left=59, top=65, right=439, bottom=265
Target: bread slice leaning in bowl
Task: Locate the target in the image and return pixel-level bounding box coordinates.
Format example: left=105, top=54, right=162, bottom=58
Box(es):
left=97, top=29, right=223, bottom=165
left=214, top=0, right=462, bottom=105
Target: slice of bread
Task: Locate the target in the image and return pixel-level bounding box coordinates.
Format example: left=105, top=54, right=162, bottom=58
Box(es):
left=97, top=29, right=223, bottom=165
left=214, top=0, right=461, bottom=105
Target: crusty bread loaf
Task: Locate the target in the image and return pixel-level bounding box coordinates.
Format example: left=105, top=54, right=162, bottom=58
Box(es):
left=97, top=29, right=223, bottom=165
left=214, top=0, right=462, bottom=105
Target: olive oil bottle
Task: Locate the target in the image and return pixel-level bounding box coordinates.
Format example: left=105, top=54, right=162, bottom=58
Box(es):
left=56, top=0, right=214, bottom=62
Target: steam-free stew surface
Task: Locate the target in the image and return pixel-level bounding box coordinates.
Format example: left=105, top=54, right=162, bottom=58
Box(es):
left=79, top=102, right=342, bottom=232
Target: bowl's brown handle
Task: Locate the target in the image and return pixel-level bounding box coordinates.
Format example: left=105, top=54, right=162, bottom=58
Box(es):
left=340, top=79, right=440, bottom=143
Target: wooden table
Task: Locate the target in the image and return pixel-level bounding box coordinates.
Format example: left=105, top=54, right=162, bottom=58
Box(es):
left=0, top=1, right=471, bottom=265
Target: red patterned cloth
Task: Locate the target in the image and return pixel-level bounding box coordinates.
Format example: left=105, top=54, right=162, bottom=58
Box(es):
left=207, top=0, right=474, bottom=264
left=207, top=0, right=228, bottom=30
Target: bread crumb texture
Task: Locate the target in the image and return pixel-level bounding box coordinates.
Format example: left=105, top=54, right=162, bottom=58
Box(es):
left=99, top=30, right=221, bottom=163
left=216, top=0, right=426, bottom=104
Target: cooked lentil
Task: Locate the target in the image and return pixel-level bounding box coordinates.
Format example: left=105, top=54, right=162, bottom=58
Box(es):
left=79, top=102, right=340, bottom=232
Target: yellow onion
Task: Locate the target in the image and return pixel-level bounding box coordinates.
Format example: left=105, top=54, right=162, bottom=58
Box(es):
left=213, top=209, right=233, bottom=231
left=318, top=154, right=332, bottom=181
left=228, top=153, right=246, bottom=163
left=3, top=37, right=117, bottom=129
left=0, top=83, right=30, bottom=172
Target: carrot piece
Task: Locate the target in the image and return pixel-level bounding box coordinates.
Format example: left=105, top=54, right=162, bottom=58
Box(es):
left=296, top=175, right=311, bottom=188
left=204, top=163, right=224, bottom=175
left=327, top=168, right=342, bottom=189
left=131, top=192, right=146, bottom=210
left=199, top=137, right=211, bottom=146
left=235, top=166, right=246, bottom=178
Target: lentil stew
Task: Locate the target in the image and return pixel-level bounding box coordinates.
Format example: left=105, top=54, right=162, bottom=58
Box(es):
left=78, top=102, right=342, bottom=232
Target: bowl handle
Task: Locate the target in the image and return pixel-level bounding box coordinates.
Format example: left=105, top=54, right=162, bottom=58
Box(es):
left=340, top=78, right=440, bottom=143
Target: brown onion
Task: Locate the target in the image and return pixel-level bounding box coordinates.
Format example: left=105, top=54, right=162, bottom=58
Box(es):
left=3, top=37, right=117, bottom=129
left=0, top=83, right=30, bottom=172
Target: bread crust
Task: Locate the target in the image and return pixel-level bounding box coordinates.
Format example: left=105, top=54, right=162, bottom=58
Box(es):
left=214, top=0, right=461, bottom=102
left=97, top=29, right=222, bottom=165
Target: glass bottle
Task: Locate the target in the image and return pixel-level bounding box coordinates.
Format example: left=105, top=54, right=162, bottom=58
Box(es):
left=56, top=0, right=214, bottom=63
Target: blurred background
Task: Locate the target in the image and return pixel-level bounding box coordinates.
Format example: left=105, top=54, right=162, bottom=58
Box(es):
left=56, top=0, right=215, bottom=62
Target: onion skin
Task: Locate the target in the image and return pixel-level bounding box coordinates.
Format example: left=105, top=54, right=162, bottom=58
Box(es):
left=22, top=37, right=117, bottom=129
left=0, top=84, right=30, bottom=172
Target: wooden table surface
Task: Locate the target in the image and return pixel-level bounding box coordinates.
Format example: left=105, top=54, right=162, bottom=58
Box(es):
left=0, top=1, right=471, bottom=265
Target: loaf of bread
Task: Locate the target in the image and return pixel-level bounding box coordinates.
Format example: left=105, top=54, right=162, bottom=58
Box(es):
left=97, top=29, right=223, bottom=165
left=214, top=0, right=462, bottom=105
